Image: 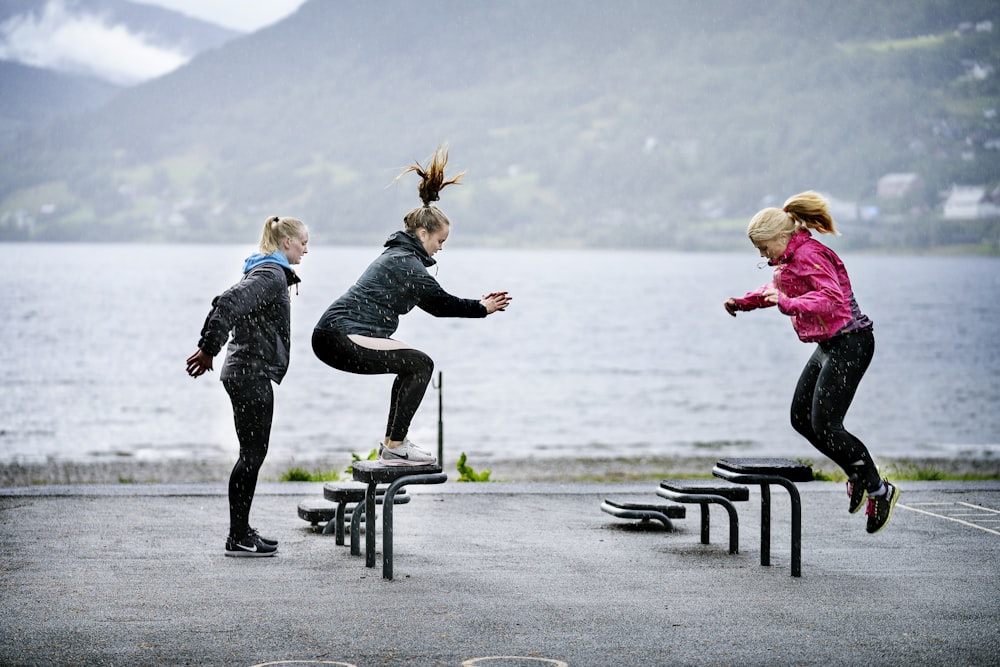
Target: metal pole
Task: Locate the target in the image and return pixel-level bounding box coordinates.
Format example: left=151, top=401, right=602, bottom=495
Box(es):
left=436, top=371, right=443, bottom=463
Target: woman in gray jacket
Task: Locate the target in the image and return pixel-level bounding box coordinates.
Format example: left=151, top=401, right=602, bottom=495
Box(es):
left=313, top=146, right=510, bottom=466
left=187, top=215, right=309, bottom=557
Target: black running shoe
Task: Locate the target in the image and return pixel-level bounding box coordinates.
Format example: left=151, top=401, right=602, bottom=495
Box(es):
left=865, top=481, right=900, bottom=534
left=248, top=527, right=278, bottom=547
left=847, top=478, right=867, bottom=514
left=225, top=533, right=277, bottom=557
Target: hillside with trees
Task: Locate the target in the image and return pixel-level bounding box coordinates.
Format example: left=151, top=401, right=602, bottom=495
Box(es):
left=1, top=0, right=998, bottom=251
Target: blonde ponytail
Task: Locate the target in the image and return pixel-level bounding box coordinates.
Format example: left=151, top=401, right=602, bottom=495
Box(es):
left=259, top=216, right=306, bottom=254
left=747, top=191, right=838, bottom=244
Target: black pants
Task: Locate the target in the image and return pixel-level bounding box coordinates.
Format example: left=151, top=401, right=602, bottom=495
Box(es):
left=790, top=327, right=882, bottom=492
left=312, top=329, right=434, bottom=442
left=223, top=377, right=273, bottom=540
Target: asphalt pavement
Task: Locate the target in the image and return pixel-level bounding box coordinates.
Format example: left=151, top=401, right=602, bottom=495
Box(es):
left=2, top=479, right=998, bottom=666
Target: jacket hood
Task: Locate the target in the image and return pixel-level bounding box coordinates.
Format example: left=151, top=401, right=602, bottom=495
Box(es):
left=385, top=230, right=436, bottom=268
left=243, top=251, right=294, bottom=274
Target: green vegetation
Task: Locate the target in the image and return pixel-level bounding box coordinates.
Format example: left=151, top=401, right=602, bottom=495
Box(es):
left=277, top=448, right=378, bottom=482
left=346, top=448, right=379, bottom=476
left=1, top=1, right=997, bottom=250
left=278, top=466, right=341, bottom=483
left=456, top=453, right=492, bottom=483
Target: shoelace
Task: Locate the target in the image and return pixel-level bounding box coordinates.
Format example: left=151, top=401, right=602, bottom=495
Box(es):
left=865, top=497, right=878, bottom=517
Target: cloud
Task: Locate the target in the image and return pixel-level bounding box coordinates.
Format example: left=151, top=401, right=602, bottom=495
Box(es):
left=0, top=0, right=190, bottom=85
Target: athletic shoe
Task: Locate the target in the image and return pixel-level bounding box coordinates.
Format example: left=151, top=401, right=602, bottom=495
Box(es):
left=225, top=532, right=278, bottom=557
left=248, top=527, right=278, bottom=547
left=865, top=481, right=900, bottom=534
left=847, top=479, right=867, bottom=514
left=378, top=438, right=437, bottom=466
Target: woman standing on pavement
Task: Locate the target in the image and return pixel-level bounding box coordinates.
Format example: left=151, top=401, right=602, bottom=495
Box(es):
left=313, top=145, right=511, bottom=466
left=723, top=192, right=899, bottom=534
left=186, top=215, right=309, bottom=557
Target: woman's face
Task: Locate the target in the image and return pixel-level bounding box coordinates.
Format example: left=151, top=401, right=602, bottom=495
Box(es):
left=282, top=230, right=309, bottom=265
left=754, top=232, right=790, bottom=261
left=417, top=225, right=449, bottom=256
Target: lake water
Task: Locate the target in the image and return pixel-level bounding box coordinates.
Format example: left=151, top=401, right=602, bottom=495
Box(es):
left=2, top=243, right=998, bottom=467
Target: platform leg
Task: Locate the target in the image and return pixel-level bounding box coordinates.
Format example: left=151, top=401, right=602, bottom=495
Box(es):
left=721, top=500, right=740, bottom=554
left=365, top=481, right=377, bottom=568
left=350, top=504, right=362, bottom=556
left=760, top=484, right=771, bottom=566
left=789, top=483, right=802, bottom=577
left=333, top=501, right=347, bottom=545
left=382, top=477, right=408, bottom=580
left=699, top=504, right=711, bottom=544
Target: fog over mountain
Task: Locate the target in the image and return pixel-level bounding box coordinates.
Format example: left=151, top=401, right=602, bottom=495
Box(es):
left=2, top=0, right=998, bottom=249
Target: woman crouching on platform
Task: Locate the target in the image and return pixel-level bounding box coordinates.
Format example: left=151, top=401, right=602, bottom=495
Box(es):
left=312, top=145, right=511, bottom=466
left=724, top=192, right=899, bottom=534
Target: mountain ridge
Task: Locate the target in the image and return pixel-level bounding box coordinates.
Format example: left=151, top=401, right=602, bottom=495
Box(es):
left=2, top=0, right=998, bottom=249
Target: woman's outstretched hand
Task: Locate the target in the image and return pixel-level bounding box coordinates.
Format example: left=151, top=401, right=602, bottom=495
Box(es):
left=185, top=349, right=214, bottom=377
left=481, top=291, right=512, bottom=314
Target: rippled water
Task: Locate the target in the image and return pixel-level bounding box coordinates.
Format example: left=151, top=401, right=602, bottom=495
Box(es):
left=2, top=243, right=998, bottom=465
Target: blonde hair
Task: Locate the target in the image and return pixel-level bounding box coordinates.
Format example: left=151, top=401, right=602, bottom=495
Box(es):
left=394, top=144, right=465, bottom=235
left=747, top=191, right=839, bottom=244
left=259, top=216, right=306, bottom=254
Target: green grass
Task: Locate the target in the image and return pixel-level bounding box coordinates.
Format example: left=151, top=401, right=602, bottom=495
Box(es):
left=278, top=467, right=341, bottom=482
left=456, top=452, right=492, bottom=482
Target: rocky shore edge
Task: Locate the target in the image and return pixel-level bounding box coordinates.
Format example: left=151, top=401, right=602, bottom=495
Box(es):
left=1, top=455, right=997, bottom=487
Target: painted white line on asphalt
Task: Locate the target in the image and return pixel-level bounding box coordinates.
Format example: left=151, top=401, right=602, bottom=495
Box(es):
left=897, top=502, right=1000, bottom=536
left=463, top=658, right=570, bottom=666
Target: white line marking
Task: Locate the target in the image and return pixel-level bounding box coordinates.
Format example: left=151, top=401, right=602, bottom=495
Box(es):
left=897, top=503, right=1000, bottom=536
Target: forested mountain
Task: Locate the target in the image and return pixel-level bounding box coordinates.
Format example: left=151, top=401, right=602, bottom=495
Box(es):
left=2, top=0, right=998, bottom=249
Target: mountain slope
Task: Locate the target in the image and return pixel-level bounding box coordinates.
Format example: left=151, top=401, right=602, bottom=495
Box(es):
left=2, top=0, right=998, bottom=246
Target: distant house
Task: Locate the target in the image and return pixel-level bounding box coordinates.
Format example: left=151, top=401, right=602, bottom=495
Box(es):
left=942, top=185, right=1000, bottom=220
left=877, top=172, right=923, bottom=199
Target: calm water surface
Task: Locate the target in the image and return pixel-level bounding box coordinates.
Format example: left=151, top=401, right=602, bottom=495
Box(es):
left=2, top=243, right=998, bottom=466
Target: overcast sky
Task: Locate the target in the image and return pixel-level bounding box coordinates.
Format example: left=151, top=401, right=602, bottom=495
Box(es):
left=130, top=0, right=308, bottom=32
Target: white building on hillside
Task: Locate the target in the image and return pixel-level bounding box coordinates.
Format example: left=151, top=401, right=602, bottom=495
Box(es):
left=942, top=185, right=1000, bottom=220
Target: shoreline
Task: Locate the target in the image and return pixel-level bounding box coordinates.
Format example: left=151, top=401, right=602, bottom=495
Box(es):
left=1, top=454, right=997, bottom=487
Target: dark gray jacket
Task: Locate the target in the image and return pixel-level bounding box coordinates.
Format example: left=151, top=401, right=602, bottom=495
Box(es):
left=315, top=231, right=486, bottom=337
left=198, top=261, right=300, bottom=383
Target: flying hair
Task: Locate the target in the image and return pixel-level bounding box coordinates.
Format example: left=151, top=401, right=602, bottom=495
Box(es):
left=747, top=191, right=839, bottom=244
left=394, top=144, right=466, bottom=235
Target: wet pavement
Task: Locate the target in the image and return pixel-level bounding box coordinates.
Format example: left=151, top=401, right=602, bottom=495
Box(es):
left=2, top=479, right=998, bottom=666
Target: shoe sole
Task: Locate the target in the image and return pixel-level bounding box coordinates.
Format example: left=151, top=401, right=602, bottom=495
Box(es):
left=377, top=457, right=437, bottom=467
left=867, top=487, right=900, bottom=534
left=225, top=549, right=278, bottom=557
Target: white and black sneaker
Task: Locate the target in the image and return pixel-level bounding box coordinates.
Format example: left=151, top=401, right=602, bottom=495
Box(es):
left=225, top=532, right=278, bottom=557
left=378, top=438, right=437, bottom=466
left=248, top=527, right=278, bottom=547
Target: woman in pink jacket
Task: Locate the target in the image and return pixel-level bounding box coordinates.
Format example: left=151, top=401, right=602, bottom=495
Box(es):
left=724, top=192, right=899, bottom=534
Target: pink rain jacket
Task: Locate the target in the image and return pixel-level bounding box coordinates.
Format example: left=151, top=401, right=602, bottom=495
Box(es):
left=731, top=229, right=867, bottom=343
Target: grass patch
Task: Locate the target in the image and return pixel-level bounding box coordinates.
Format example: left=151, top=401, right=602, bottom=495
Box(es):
left=457, top=452, right=492, bottom=482
left=278, top=466, right=341, bottom=482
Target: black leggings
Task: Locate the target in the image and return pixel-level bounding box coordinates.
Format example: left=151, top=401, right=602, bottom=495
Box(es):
left=312, top=329, right=434, bottom=442
left=790, top=327, right=881, bottom=492
left=223, top=377, right=273, bottom=540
